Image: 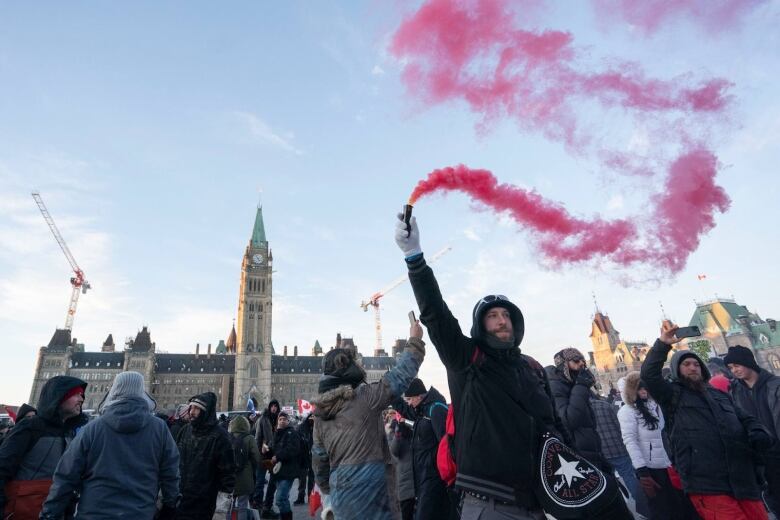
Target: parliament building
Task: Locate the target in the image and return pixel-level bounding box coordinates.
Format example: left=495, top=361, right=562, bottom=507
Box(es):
left=29, top=207, right=395, bottom=413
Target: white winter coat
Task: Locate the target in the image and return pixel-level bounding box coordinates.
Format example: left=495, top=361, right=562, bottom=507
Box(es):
left=617, top=398, right=670, bottom=470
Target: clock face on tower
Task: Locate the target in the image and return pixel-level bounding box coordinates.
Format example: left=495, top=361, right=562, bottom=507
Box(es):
left=252, top=253, right=264, bottom=265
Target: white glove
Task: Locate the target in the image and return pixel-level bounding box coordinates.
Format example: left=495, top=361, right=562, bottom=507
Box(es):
left=321, top=493, right=334, bottom=520
left=395, top=213, right=422, bottom=259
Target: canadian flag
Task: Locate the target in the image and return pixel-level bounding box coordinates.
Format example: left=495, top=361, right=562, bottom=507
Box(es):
left=309, top=484, right=322, bottom=517
left=298, top=399, right=315, bottom=415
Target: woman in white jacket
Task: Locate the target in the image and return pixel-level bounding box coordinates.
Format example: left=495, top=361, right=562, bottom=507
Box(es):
left=618, top=371, right=696, bottom=520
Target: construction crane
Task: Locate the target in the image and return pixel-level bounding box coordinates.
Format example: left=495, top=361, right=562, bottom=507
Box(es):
left=32, top=192, right=92, bottom=331
left=361, top=246, right=452, bottom=353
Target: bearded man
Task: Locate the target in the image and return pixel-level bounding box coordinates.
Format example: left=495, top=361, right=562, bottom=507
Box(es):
left=641, top=323, right=773, bottom=520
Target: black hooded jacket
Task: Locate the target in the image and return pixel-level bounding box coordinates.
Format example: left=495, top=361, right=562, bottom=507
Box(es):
left=16, top=404, right=37, bottom=423
left=0, top=376, right=88, bottom=513
left=642, top=340, right=769, bottom=500
left=175, top=392, right=235, bottom=520
left=394, top=386, right=450, bottom=519
left=547, top=366, right=608, bottom=471
left=406, top=255, right=565, bottom=507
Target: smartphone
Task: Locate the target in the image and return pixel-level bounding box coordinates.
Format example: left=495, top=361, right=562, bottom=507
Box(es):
left=675, top=326, right=701, bottom=339
left=408, top=310, right=417, bottom=325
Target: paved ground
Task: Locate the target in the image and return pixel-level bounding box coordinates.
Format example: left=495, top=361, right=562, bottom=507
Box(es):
left=214, top=480, right=649, bottom=520
left=213, top=480, right=318, bottom=519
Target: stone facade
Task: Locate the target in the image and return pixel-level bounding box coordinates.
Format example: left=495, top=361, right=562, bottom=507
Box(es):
left=687, top=298, right=780, bottom=374
left=588, top=312, right=651, bottom=392
left=29, top=206, right=395, bottom=413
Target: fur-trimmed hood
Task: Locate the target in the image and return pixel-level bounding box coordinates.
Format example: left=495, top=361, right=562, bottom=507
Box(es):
left=312, top=385, right=354, bottom=421
left=621, top=371, right=642, bottom=406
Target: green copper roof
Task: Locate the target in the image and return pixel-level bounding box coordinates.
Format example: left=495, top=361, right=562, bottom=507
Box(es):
left=215, top=340, right=227, bottom=354
left=251, top=206, right=267, bottom=246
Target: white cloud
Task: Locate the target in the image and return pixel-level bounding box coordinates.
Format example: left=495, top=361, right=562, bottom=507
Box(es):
left=371, top=65, right=385, bottom=76
left=234, top=111, right=304, bottom=156
left=463, top=227, right=481, bottom=242
left=606, top=194, right=624, bottom=211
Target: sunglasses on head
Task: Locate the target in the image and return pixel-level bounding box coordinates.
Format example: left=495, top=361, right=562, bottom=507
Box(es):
left=479, top=294, right=509, bottom=305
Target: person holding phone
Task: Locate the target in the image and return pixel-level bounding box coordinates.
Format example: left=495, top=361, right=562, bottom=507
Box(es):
left=641, top=323, right=773, bottom=520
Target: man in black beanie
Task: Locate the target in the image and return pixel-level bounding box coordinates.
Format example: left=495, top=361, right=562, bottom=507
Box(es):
left=394, top=378, right=450, bottom=520
left=726, top=344, right=780, bottom=515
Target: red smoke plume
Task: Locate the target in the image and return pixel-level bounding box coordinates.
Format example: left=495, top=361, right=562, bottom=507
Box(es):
left=590, top=0, right=767, bottom=36
left=394, top=0, right=733, bottom=274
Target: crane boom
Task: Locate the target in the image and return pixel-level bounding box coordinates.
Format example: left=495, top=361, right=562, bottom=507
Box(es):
left=32, top=192, right=91, bottom=330
left=360, top=246, right=452, bottom=352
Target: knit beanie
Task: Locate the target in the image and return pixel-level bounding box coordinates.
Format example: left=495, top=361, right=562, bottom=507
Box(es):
left=102, top=371, right=155, bottom=412
left=404, top=378, right=427, bottom=397
left=724, top=345, right=761, bottom=373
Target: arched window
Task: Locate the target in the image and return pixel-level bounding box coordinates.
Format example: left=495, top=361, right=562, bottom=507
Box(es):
left=249, top=359, right=259, bottom=379
left=769, top=355, right=780, bottom=371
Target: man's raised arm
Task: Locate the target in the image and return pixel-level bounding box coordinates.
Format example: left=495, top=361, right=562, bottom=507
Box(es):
left=395, top=214, right=473, bottom=370
left=640, top=325, right=678, bottom=406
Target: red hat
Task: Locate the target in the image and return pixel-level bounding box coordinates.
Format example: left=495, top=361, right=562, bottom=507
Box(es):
left=60, top=385, right=85, bottom=404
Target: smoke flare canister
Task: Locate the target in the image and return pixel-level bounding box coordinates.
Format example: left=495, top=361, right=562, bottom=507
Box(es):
left=403, top=204, right=413, bottom=234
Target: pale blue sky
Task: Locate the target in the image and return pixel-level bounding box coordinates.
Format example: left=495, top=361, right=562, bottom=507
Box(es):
left=1, top=1, right=778, bottom=405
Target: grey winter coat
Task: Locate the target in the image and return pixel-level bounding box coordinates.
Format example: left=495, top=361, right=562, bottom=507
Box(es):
left=40, top=395, right=180, bottom=519
left=312, top=338, right=425, bottom=520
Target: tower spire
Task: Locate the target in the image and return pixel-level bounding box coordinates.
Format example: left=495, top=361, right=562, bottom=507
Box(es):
left=592, top=291, right=601, bottom=314
left=251, top=206, right=267, bottom=246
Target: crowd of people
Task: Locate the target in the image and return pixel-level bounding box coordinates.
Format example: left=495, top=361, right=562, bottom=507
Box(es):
left=0, top=214, right=778, bottom=520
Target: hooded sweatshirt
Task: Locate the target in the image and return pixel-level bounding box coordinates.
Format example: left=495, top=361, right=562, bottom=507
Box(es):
left=0, top=376, right=88, bottom=513
left=39, top=396, right=180, bottom=519
left=406, top=255, right=563, bottom=507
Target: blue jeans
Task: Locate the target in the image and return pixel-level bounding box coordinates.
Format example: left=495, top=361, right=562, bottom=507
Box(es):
left=607, top=454, right=649, bottom=518
left=274, top=478, right=294, bottom=514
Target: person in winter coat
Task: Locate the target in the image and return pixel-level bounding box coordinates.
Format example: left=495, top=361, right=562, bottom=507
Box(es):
left=16, top=404, right=37, bottom=422
left=294, top=413, right=314, bottom=505
left=39, top=371, right=180, bottom=520
left=548, top=348, right=609, bottom=472
left=253, top=399, right=280, bottom=517
left=311, top=321, right=426, bottom=520
left=229, top=414, right=262, bottom=520
left=395, top=215, right=630, bottom=520
left=617, top=371, right=695, bottom=520
left=725, top=345, right=780, bottom=515
left=270, top=412, right=302, bottom=520
left=387, top=414, right=415, bottom=520
left=641, top=323, right=773, bottom=520
left=393, top=378, right=451, bottom=520
left=0, top=375, right=88, bottom=520
left=176, top=392, right=236, bottom=520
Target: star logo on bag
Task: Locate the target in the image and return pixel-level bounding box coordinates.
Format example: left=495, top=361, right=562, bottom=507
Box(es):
left=554, top=455, right=585, bottom=487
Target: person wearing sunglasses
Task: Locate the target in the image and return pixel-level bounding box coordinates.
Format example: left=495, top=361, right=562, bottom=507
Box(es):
left=394, top=215, right=568, bottom=520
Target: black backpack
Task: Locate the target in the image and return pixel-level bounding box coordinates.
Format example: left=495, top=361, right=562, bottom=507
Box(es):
left=232, top=432, right=251, bottom=472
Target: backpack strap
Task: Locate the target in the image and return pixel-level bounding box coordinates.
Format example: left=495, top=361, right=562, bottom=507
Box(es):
left=428, top=402, right=448, bottom=418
